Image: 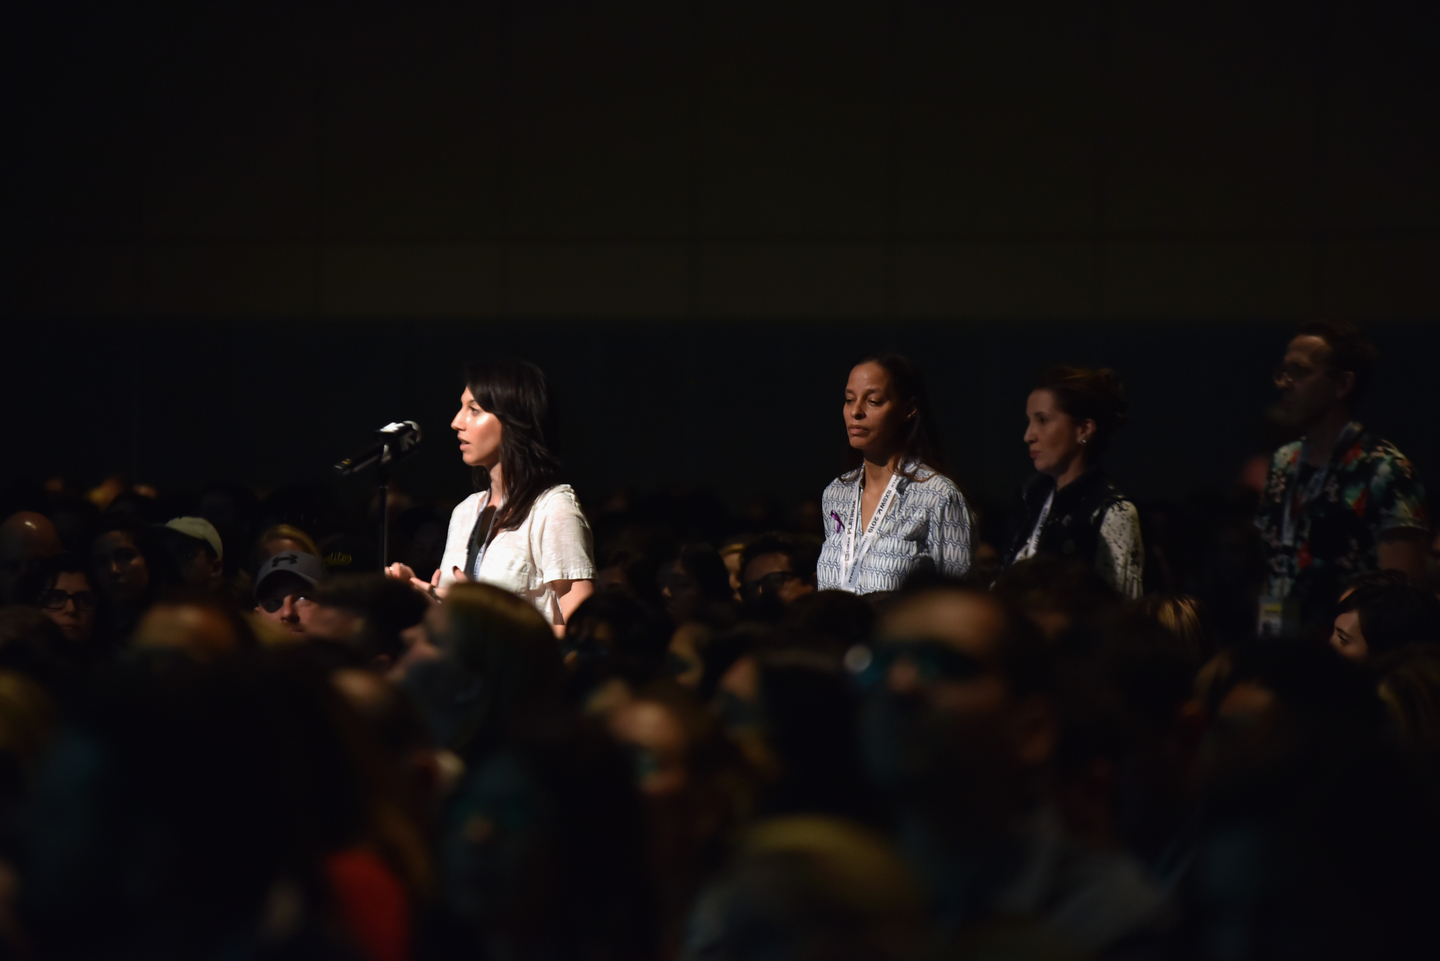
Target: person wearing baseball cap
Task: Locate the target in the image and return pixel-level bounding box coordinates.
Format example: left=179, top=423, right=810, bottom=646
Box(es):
left=253, top=550, right=326, bottom=636
left=160, top=516, right=225, bottom=590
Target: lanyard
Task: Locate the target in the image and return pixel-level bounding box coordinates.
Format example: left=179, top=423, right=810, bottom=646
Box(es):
left=1017, top=490, right=1054, bottom=562
left=841, top=467, right=905, bottom=592
left=1281, top=421, right=1362, bottom=547
left=469, top=491, right=499, bottom=578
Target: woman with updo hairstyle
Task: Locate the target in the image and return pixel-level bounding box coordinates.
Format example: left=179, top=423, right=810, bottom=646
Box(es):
left=816, top=352, right=973, bottom=595
left=1002, top=366, right=1144, bottom=598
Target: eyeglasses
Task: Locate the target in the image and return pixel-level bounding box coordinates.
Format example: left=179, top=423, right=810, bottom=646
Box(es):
left=1273, top=363, right=1336, bottom=386
left=742, top=570, right=799, bottom=599
left=38, top=588, right=99, bottom=612
left=847, top=640, right=990, bottom=688
left=258, top=592, right=313, bottom=614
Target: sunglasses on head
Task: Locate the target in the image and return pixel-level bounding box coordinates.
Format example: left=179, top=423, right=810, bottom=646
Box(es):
left=849, top=639, right=989, bottom=688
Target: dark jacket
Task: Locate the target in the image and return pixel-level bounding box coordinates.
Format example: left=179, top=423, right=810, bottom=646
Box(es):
left=1002, top=470, right=1131, bottom=573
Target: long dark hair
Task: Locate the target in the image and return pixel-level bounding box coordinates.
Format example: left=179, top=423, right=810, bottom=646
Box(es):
left=843, top=352, right=950, bottom=479
left=465, top=359, right=563, bottom=533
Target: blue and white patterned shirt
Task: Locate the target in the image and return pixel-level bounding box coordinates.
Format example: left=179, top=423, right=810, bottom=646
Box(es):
left=816, top=465, right=974, bottom=594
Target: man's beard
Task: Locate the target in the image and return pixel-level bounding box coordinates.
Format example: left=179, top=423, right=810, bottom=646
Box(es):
left=1262, top=400, right=1310, bottom=448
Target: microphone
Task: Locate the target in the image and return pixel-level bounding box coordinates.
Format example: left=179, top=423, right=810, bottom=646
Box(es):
left=334, top=421, right=423, bottom=475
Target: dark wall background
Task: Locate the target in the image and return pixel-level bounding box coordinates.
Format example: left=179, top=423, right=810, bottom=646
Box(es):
left=6, top=319, right=1436, bottom=522
left=3, top=1, right=1437, bottom=517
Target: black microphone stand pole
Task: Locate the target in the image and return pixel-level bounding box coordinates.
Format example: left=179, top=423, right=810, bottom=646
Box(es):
left=377, top=445, right=391, bottom=571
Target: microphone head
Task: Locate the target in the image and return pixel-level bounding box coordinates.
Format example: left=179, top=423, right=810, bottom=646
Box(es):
left=377, top=421, right=422, bottom=451
left=340, top=421, right=422, bottom=474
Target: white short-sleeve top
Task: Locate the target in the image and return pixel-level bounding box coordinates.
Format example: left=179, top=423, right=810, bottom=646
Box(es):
left=437, top=484, right=596, bottom=625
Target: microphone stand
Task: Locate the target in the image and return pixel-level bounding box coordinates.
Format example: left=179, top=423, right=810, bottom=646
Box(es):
left=377, top=445, right=391, bottom=571
left=334, top=421, right=421, bottom=573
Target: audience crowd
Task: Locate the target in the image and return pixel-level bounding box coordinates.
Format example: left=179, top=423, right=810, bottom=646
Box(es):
left=1, top=367, right=1439, bottom=959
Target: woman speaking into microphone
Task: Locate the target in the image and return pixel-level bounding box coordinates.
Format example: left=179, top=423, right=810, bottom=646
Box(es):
left=816, top=353, right=973, bottom=595
left=387, top=359, right=595, bottom=633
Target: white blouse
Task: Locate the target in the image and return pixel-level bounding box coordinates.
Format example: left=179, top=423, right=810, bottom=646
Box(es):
left=437, top=484, right=596, bottom=625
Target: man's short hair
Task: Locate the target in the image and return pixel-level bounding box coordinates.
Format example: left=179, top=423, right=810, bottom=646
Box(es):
left=1298, top=320, right=1377, bottom=408
left=740, top=533, right=820, bottom=581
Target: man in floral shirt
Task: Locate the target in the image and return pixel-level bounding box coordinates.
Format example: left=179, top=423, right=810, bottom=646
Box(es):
left=1255, top=322, right=1429, bottom=635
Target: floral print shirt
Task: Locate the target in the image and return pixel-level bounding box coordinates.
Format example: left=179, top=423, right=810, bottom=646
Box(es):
left=1255, top=421, right=1428, bottom=626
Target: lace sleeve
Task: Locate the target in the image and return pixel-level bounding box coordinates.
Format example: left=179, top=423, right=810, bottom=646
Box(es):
left=1096, top=501, right=1144, bottom=599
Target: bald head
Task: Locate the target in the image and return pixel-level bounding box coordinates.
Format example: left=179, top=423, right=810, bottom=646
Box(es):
left=0, top=512, right=63, bottom=604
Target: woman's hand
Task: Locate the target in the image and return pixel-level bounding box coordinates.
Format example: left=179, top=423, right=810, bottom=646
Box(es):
left=387, top=563, right=465, bottom=603
left=443, top=566, right=472, bottom=599
left=385, top=562, right=417, bottom=581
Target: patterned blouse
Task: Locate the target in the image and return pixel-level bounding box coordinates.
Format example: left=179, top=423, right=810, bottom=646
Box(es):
left=1002, top=470, right=1144, bottom=599
left=817, top=464, right=974, bottom=594
left=1255, top=421, right=1428, bottom=627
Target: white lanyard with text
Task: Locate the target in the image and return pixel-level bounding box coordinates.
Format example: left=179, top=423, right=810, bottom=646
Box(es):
left=841, top=468, right=904, bottom=592
left=1019, top=490, right=1055, bottom=561
left=1281, top=422, right=1361, bottom=547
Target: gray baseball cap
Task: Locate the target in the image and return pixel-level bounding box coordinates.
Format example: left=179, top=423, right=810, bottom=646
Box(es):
left=254, top=551, right=326, bottom=598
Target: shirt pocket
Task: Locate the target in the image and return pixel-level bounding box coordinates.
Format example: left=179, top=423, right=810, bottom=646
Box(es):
left=478, top=555, right=533, bottom=594
left=890, top=507, right=929, bottom=546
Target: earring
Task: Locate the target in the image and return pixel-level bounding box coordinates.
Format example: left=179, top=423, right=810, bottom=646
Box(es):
left=1080, top=437, right=1089, bottom=445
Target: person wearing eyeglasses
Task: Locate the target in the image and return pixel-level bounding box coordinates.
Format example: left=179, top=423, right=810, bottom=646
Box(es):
left=20, top=553, right=99, bottom=645
left=740, top=533, right=819, bottom=616
left=1000, top=366, right=1142, bottom=599
left=853, top=583, right=1169, bottom=955
left=253, top=550, right=326, bottom=636
left=816, top=353, right=973, bottom=596
left=1255, top=321, right=1429, bottom=637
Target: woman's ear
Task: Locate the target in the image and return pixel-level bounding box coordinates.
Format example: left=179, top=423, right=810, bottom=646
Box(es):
left=1078, top=418, right=1097, bottom=444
